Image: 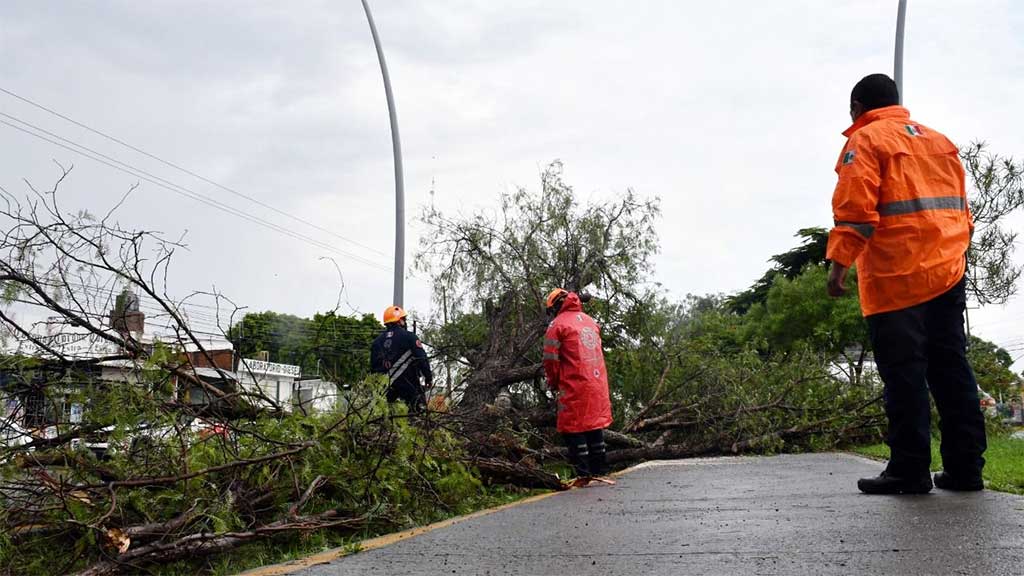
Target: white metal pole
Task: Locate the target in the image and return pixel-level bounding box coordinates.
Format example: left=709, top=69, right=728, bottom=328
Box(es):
left=894, top=0, right=908, bottom=104
left=360, top=0, right=405, bottom=306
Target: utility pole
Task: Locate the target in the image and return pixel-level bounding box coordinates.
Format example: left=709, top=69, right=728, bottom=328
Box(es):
left=965, top=305, right=978, bottom=350
left=894, top=0, right=908, bottom=103
left=442, top=284, right=453, bottom=399
left=360, top=0, right=405, bottom=306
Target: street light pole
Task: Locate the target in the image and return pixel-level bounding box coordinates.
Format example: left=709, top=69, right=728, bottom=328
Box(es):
left=360, top=0, right=405, bottom=306
left=894, top=0, right=908, bottom=104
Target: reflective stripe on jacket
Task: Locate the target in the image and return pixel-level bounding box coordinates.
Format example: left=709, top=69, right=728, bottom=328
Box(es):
left=826, top=105, right=972, bottom=316
left=542, top=292, right=613, bottom=434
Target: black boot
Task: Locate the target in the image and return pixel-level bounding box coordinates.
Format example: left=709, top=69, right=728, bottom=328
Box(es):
left=933, top=471, right=983, bottom=491
left=857, top=470, right=933, bottom=494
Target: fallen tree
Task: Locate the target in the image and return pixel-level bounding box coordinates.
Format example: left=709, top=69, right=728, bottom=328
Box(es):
left=0, top=170, right=512, bottom=575
left=413, top=163, right=886, bottom=477
left=0, top=163, right=892, bottom=575
left=418, top=161, right=661, bottom=411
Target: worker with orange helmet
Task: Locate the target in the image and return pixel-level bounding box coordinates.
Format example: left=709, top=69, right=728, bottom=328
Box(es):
left=370, top=305, right=432, bottom=411
left=827, top=74, right=986, bottom=494
left=542, top=288, right=614, bottom=485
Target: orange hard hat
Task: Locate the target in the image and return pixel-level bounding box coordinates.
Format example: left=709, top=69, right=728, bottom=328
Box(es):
left=382, top=305, right=407, bottom=325
left=545, top=288, right=568, bottom=309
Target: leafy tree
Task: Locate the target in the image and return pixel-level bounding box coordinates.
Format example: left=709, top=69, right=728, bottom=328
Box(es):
left=961, top=142, right=1024, bottom=305
left=0, top=170, right=507, bottom=576
left=727, top=228, right=828, bottom=314
left=228, top=311, right=381, bottom=384
left=415, top=167, right=885, bottom=455
left=308, top=311, right=382, bottom=384
left=743, top=265, right=869, bottom=384
left=606, top=294, right=747, bottom=427
left=229, top=311, right=308, bottom=367
left=417, top=161, right=660, bottom=408
left=607, top=294, right=883, bottom=453
left=968, top=335, right=1021, bottom=401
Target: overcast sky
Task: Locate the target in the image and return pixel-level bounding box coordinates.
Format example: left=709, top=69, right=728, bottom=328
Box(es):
left=1, top=1, right=1022, bottom=367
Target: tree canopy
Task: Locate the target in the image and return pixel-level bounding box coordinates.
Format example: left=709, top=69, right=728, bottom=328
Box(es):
left=227, top=311, right=381, bottom=384
left=961, top=142, right=1024, bottom=304
left=417, top=161, right=661, bottom=407
left=726, top=227, right=828, bottom=314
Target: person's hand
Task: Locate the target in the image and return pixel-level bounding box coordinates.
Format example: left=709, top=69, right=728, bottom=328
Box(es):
left=827, top=263, right=849, bottom=297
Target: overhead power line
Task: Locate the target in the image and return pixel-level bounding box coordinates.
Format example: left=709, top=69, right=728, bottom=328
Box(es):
left=0, top=116, right=390, bottom=272
left=12, top=281, right=382, bottom=337
left=21, top=275, right=382, bottom=333
left=0, top=86, right=386, bottom=258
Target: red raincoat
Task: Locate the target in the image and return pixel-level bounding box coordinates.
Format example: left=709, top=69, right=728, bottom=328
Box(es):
left=542, top=292, right=613, bottom=434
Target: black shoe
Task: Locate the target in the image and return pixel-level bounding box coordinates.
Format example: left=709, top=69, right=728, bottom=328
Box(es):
left=857, top=471, right=933, bottom=494
left=933, top=471, right=984, bottom=491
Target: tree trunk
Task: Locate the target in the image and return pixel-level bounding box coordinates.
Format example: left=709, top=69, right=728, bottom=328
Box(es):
left=472, top=457, right=566, bottom=491
left=458, top=363, right=544, bottom=410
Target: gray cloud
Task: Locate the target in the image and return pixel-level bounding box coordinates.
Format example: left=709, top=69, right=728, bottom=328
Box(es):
left=1, top=0, right=1022, bottom=365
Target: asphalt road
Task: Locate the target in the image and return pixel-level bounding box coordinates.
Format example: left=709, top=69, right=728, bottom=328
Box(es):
left=260, top=453, right=1024, bottom=576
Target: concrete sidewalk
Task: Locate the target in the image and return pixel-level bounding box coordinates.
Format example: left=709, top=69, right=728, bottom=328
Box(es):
left=261, top=453, right=1024, bottom=576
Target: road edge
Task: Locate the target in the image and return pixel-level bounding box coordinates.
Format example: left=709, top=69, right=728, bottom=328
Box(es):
left=237, top=461, right=650, bottom=576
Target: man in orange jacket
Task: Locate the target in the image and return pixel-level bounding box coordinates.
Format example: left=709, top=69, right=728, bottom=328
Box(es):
left=827, top=74, right=986, bottom=494
left=542, top=289, right=614, bottom=485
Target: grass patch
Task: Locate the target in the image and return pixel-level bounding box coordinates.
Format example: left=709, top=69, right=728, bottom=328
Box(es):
left=852, top=431, right=1024, bottom=494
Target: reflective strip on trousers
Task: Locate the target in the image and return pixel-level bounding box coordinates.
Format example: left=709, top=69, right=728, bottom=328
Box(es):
left=835, top=221, right=875, bottom=239
left=878, top=196, right=965, bottom=216
left=543, top=352, right=560, bottom=361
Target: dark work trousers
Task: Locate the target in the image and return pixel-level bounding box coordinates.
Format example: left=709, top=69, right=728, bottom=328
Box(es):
left=386, top=382, right=426, bottom=413
left=866, top=276, right=986, bottom=479
left=563, top=429, right=608, bottom=478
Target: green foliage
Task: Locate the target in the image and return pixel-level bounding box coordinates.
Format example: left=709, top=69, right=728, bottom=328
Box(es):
left=418, top=161, right=662, bottom=362
left=0, top=373, right=516, bottom=576
left=969, top=336, right=1022, bottom=400
left=228, top=311, right=381, bottom=384
left=590, top=223, right=897, bottom=457
left=228, top=310, right=308, bottom=365
left=961, top=142, right=1024, bottom=304
left=0, top=279, right=21, bottom=304
left=605, top=289, right=884, bottom=454
left=421, top=161, right=660, bottom=316
left=309, top=312, right=385, bottom=385
left=727, top=228, right=828, bottom=314
left=744, top=265, right=867, bottom=357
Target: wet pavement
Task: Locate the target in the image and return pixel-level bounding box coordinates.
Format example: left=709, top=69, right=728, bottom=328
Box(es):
left=264, top=453, right=1024, bottom=576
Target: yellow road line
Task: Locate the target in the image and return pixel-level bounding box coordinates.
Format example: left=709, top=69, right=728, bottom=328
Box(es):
left=239, top=462, right=648, bottom=576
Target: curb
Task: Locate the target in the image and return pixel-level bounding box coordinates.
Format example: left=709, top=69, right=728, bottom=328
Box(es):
left=237, top=461, right=648, bottom=576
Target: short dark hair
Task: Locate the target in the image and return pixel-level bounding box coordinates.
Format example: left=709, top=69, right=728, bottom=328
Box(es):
left=851, top=74, right=900, bottom=110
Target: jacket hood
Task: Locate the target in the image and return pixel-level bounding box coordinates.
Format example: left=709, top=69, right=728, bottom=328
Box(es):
left=558, top=292, right=583, bottom=314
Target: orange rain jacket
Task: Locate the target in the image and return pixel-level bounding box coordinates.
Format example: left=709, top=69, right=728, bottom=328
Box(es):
left=826, top=105, right=973, bottom=316
left=542, top=292, right=613, bottom=434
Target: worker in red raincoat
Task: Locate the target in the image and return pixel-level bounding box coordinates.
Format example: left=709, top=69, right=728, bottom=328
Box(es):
left=542, top=289, right=614, bottom=484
